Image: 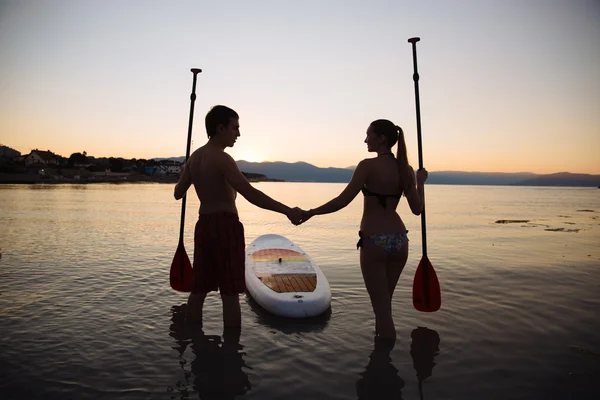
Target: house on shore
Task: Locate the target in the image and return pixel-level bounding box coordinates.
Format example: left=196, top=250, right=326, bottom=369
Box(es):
left=24, top=150, right=59, bottom=166
left=144, top=160, right=181, bottom=176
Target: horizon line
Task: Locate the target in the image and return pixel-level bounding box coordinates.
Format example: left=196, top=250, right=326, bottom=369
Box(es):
left=4, top=147, right=599, bottom=175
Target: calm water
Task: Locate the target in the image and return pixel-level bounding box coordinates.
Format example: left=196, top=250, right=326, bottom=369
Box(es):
left=0, top=183, right=599, bottom=399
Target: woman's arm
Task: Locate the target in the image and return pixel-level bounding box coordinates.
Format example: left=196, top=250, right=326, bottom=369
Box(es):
left=306, top=160, right=368, bottom=218
left=403, top=166, right=428, bottom=215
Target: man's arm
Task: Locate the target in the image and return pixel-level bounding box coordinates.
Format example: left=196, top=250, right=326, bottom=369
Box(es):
left=174, top=161, right=192, bottom=200
left=220, top=153, right=293, bottom=216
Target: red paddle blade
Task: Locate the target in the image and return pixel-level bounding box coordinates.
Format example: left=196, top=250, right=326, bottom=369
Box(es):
left=170, top=243, right=194, bottom=292
left=412, top=256, right=441, bottom=312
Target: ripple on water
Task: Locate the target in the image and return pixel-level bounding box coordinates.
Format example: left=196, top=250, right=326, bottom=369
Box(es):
left=1, top=184, right=599, bottom=399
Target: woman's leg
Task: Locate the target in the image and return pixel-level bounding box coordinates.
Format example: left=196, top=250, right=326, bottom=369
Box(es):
left=360, top=240, right=396, bottom=340
left=386, top=242, right=409, bottom=299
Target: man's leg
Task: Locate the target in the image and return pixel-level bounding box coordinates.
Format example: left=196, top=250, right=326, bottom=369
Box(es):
left=186, top=292, right=207, bottom=324
left=219, top=215, right=245, bottom=330
left=221, top=293, right=241, bottom=329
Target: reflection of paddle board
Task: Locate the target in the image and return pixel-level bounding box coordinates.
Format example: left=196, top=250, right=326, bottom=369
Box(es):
left=245, top=234, right=331, bottom=318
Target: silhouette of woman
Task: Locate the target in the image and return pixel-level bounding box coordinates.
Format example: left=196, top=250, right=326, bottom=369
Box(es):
left=356, top=337, right=405, bottom=399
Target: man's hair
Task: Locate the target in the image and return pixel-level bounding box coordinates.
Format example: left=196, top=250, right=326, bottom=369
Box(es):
left=205, top=105, right=239, bottom=138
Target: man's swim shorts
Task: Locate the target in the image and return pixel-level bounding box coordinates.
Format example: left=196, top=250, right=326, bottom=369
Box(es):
left=192, top=212, right=246, bottom=295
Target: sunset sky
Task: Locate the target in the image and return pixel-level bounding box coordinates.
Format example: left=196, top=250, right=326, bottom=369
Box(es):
left=1, top=0, right=598, bottom=174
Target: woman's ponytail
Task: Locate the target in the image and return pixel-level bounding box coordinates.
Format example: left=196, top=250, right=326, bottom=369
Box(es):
left=395, top=125, right=415, bottom=192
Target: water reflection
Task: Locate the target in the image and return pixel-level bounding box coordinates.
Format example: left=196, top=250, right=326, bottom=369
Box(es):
left=169, top=304, right=252, bottom=399
left=26, top=184, right=61, bottom=190
left=410, top=327, right=440, bottom=400
left=245, top=294, right=331, bottom=334
left=355, top=337, right=405, bottom=399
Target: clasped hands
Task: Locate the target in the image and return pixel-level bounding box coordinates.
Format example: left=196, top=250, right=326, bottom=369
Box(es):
left=286, top=207, right=313, bottom=226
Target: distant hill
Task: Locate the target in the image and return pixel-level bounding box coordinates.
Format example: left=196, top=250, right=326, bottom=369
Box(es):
left=154, top=156, right=186, bottom=163
left=427, top=171, right=537, bottom=185
left=153, top=157, right=600, bottom=186
left=512, top=172, right=600, bottom=187
left=236, top=160, right=353, bottom=183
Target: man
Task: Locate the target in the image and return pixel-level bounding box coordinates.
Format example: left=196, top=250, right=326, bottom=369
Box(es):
left=174, top=105, right=301, bottom=329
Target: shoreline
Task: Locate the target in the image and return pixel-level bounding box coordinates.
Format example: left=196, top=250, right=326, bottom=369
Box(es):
left=0, top=173, right=177, bottom=185
left=0, top=173, right=595, bottom=187
left=0, top=173, right=282, bottom=185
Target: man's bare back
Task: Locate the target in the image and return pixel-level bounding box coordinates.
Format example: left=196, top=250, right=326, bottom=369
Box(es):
left=175, top=143, right=239, bottom=215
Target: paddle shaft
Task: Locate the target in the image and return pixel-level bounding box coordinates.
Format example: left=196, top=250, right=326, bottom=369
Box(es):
left=409, top=37, right=434, bottom=309
left=178, top=68, right=202, bottom=245
left=408, top=37, right=427, bottom=257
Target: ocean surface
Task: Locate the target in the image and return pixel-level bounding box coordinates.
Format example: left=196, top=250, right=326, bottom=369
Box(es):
left=0, top=182, right=599, bottom=400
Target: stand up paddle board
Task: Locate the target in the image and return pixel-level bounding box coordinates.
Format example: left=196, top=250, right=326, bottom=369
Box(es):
left=245, top=234, right=331, bottom=318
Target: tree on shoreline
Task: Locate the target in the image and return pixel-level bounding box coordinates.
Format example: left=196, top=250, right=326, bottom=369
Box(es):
left=67, top=152, right=88, bottom=168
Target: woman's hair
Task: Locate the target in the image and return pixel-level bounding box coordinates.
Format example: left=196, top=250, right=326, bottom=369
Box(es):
left=369, top=119, right=415, bottom=192
left=205, top=105, right=239, bottom=138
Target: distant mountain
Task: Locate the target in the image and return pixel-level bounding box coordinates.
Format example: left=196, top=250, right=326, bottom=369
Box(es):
left=420, top=171, right=599, bottom=187
left=513, top=172, right=600, bottom=187
left=427, top=171, right=537, bottom=185
left=153, top=157, right=600, bottom=186
left=154, top=156, right=186, bottom=163
left=236, top=160, right=353, bottom=183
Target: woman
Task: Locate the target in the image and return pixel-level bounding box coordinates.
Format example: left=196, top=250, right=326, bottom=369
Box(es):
left=301, top=119, right=428, bottom=340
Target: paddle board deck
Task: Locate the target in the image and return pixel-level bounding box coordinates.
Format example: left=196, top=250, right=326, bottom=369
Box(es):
left=245, top=234, right=331, bottom=318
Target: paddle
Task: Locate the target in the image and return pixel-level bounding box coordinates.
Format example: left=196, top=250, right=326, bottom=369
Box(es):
left=408, top=38, right=441, bottom=312
left=170, top=68, right=202, bottom=292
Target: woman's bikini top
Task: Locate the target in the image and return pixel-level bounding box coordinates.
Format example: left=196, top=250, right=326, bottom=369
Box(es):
left=361, top=186, right=401, bottom=208
left=361, top=153, right=401, bottom=209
